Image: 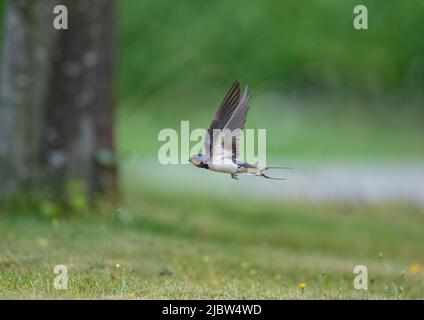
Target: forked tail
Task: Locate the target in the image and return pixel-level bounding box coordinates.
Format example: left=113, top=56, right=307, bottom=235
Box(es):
left=260, top=166, right=292, bottom=180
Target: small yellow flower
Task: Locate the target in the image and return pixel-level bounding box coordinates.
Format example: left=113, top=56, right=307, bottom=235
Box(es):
left=202, top=255, right=210, bottom=263
left=115, top=263, right=121, bottom=268
left=249, top=268, right=257, bottom=276
left=409, top=263, right=422, bottom=274
left=299, top=283, right=306, bottom=290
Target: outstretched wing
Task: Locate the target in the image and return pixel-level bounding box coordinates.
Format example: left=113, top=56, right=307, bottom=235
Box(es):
left=204, top=81, right=251, bottom=163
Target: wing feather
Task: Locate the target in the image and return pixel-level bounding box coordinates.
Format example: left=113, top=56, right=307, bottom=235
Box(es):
left=204, top=81, right=251, bottom=163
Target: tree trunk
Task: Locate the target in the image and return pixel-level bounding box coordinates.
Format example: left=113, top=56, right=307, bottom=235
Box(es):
left=0, top=0, right=58, bottom=199
left=0, top=0, right=118, bottom=207
left=43, top=0, right=118, bottom=201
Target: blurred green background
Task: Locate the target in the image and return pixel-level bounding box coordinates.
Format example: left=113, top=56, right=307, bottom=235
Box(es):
left=0, top=0, right=423, bottom=299
left=118, top=0, right=424, bottom=161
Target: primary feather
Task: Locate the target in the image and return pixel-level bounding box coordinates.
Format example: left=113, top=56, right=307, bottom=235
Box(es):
left=204, top=81, right=251, bottom=163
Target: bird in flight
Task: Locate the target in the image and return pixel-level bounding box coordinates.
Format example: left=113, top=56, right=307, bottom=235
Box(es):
left=189, top=81, right=289, bottom=180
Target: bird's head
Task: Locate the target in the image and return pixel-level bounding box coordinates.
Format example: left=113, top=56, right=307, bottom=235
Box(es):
left=189, top=154, right=208, bottom=168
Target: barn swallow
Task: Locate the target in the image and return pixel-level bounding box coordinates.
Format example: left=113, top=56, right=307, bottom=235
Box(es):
left=189, top=81, right=290, bottom=180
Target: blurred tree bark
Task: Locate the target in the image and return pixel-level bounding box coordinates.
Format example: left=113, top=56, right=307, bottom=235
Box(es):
left=0, top=0, right=56, bottom=199
left=0, top=0, right=118, bottom=208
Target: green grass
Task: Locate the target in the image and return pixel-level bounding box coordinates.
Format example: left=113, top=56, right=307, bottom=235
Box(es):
left=1, top=185, right=423, bottom=299
left=1, top=0, right=423, bottom=300
left=116, top=0, right=424, bottom=161
left=118, top=88, right=424, bottom=161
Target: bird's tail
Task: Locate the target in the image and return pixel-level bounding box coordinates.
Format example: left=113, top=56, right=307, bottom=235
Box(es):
left=247, top=166, right=292, bottom=180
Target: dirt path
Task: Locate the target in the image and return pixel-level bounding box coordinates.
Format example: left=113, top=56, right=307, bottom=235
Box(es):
left=125, top=158, right=424, bottom=205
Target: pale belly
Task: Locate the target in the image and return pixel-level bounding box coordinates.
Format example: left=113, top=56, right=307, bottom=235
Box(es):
left=208, top=162, right=247, bottom=174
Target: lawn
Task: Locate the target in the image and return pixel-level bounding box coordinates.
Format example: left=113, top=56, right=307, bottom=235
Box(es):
left=118, top=89, right=424, bottom=162
left=1, top=0, right=423, bottom=300
left=1, top=91, right=423, bottom=299
left=1, top=183, right=423, bottom=299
